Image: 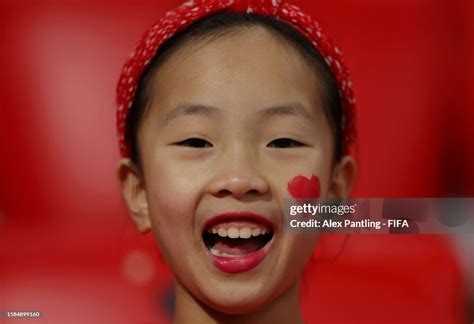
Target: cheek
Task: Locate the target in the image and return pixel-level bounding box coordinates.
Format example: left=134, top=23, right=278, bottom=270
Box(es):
left=279, top=229, right=320, bottom=287
left=143, top=167, right=199, bottom=256
left=144, top=160, right=201, bottom=216
left=147, top=171, right=192, bottom=214
left=287, top=175, right=321, bottom=198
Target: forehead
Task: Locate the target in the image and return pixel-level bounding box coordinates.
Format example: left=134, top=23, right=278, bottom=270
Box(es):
left=148, top=26, right=323, bottom=118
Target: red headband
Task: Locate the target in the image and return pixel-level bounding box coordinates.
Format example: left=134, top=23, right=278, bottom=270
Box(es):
left=116, top=0, right=356, bottom=157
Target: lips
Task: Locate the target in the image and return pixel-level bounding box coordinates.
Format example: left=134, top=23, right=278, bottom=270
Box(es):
left=202, top=212, right=275, bottom=273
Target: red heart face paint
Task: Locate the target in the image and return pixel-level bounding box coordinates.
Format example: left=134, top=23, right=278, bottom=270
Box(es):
left=287, top=175, right=321, bottom=199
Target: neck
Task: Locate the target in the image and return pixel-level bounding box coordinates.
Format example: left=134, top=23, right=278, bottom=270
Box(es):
left=172, top=281, right=303, bottom=324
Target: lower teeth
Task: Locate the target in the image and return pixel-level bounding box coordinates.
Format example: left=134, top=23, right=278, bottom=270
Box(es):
left=210, top=247, right=242, bottom=258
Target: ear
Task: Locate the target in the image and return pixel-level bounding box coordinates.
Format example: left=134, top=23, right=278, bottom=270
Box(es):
left=116, top=158, right=151, bottom=233
left=328, top=155, right=357, bottom=198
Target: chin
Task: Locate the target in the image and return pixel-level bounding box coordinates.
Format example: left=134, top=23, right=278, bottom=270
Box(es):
left=194, top=274, right=287, bottom=315
left=203, top=290, right=273, bottom=315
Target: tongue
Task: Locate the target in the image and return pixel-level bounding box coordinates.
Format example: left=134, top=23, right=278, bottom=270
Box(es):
left=214, top=237, right=263, bottom=255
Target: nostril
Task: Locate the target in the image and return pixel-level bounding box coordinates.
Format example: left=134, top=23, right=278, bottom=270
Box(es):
left=215, top=189, right=232, bottom=198
left=209, top=176, right=269, bottom=198
left=215, top=188, right=261, bottom=199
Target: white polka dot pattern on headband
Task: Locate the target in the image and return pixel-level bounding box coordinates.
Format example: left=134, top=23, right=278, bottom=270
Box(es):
left=116, top=0, right=356, bottom=157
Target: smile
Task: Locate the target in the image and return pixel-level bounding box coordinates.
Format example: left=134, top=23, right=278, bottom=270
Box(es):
left=202, top=212, right=275, bottom=273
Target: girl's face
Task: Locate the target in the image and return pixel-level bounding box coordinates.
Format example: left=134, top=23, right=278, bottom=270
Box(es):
left=120, top=27, right=355, bottom=314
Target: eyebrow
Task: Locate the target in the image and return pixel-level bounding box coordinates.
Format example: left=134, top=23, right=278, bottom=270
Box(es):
left=161, top=103, right=222, bottom=127
left=257, top=103, right=313, bottom=121
left=160, top=102, right=313, bottom=126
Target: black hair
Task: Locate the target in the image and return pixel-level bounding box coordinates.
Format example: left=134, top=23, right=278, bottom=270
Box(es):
left=125, top=10, right=343, bottom=167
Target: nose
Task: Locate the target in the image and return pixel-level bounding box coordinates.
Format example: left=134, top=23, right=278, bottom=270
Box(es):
left=207, top=149, right=270, bottom=199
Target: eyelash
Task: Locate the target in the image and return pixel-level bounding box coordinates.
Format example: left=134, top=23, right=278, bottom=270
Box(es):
left=175, top=137, right=304, bottom=148
left=267, top=138, right=304, bottom=148
left=175, top=138, right=213, bottom=148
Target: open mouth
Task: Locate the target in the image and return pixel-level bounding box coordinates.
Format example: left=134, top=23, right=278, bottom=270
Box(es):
left=203, top=223, right=273, bottom=257
left=202, top=213, right=275, bottom=273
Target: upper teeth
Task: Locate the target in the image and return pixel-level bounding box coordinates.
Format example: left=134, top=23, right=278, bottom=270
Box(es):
left=210, top=226, right=269, bottom=239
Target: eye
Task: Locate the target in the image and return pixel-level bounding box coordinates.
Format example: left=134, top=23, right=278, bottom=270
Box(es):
left=175, top=138, right=213, bottom=148
left=267, top=138, right=304, bottom=148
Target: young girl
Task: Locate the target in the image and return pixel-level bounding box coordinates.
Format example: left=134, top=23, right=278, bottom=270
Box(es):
left=116, top=0, right=357, bottom=322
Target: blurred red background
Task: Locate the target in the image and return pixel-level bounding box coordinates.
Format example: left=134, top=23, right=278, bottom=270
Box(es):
left=0, top=0, right=473, bottom=323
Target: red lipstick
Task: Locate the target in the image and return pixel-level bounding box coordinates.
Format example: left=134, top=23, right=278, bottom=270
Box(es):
left=207, top=247, right=271, bottom=273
